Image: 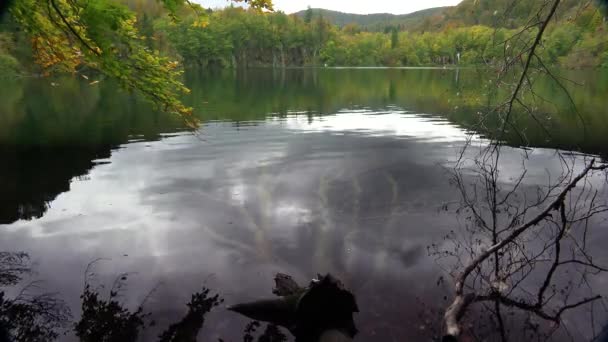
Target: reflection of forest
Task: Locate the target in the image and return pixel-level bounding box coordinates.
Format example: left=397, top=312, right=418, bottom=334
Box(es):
left=187, top=68, right=608, bottom=156
left=0, top=146, right=111, bottom=223
left=0, top=78, right=184, bottom=224
left=1, top=68, right=607, bottom=223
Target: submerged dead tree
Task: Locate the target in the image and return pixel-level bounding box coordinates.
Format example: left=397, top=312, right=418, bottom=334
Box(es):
left=436, top=0, right=608, bottom=341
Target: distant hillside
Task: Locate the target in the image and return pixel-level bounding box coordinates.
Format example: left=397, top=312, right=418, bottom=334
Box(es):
left=407, top=0, right=608, bottom=31
left=293, top=0, right=604, bottom=32
left=292, top=7, right=448, bottom=31
left=430, top=0, right=592, bottom=30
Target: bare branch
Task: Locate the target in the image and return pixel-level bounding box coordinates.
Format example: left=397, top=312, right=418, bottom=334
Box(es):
left=444, top=158, right=605, bottom=338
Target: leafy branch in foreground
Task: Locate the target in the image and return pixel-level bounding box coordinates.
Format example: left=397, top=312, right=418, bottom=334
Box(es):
left=8, top=0, right=272, bottom=127
left=10, top=0, right=195, bottom=125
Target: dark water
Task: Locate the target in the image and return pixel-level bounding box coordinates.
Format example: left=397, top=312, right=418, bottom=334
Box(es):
left=1, top=68, right=608, bottom=341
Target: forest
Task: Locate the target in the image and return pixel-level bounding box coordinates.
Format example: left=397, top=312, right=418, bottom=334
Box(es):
left=1, top=0, right=607, bottom=74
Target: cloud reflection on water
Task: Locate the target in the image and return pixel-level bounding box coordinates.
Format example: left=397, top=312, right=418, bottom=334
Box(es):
left=1, top=109, right=606, bottom=341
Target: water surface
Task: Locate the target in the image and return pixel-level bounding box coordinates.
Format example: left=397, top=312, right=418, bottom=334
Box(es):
left=1, top=68, right=607, bottom=340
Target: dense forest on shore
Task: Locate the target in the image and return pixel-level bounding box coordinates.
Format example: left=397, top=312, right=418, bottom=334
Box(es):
left=1, top=0, right=607, bottom=73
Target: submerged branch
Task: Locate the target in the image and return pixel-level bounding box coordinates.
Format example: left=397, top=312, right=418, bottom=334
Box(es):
left=443, top=159, right=607, bottom=339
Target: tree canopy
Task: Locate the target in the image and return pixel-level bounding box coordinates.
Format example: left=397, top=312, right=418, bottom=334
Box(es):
left=4, top=0, right=272, bottom=126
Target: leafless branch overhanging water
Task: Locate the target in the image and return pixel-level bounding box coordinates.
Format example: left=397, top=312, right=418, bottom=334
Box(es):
left=439, top=0, right=608, bottom=340
left=444, top=158, right=607, bottom=338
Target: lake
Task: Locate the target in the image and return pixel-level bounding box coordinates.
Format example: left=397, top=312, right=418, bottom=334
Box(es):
left=1, top=68, right=607, bottom=341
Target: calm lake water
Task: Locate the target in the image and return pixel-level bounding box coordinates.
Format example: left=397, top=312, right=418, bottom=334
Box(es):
left=1, top=68, right=608, bottom=341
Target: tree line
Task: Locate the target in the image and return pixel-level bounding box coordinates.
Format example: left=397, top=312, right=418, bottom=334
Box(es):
left=1, top=1, right=607, bottom=73
left=143, top=2, right=608, bottom=68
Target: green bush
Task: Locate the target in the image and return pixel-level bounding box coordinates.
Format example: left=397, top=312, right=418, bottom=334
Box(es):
left=0, top=53, right=19, bottom=76
left=602, top=51, right=608, bottom=68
